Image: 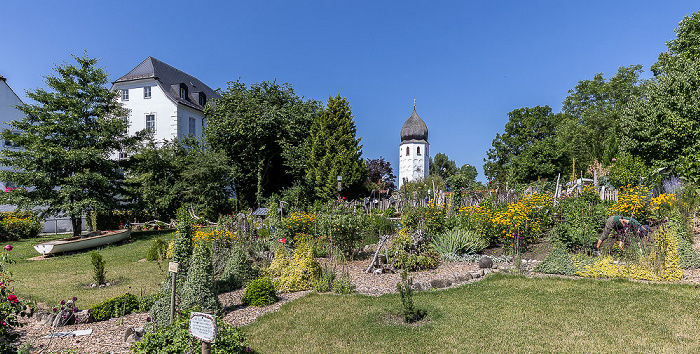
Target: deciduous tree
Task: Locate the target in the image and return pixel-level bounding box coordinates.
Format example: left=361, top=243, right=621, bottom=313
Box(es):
left=204, top=80, right=320, bottom=207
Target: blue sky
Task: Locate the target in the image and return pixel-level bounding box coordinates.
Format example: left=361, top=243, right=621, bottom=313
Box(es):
left=1, top=1, right=699, bottom=182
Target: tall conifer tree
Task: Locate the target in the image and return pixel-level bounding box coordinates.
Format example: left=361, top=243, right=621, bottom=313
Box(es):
left=306, top=95, right=366, bottom=200
left=0, top=53, right=143, bottom=235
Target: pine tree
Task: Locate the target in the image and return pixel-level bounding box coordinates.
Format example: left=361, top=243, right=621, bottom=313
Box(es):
left=306, top=95, right=366, bottom=200
left=0, top=53, right=144, bottom=235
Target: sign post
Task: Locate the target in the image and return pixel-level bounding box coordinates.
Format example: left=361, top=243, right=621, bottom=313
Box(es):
left=189, top=312, right=217, bottom=354
left=168, top=262, right=179, bottom=325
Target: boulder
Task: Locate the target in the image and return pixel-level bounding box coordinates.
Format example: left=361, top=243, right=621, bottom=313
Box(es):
left=430, top=279, right=452, bottom=289
left=479, top=256, right=493, bottom=269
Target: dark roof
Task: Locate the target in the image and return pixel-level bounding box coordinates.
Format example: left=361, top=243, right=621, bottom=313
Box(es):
left=251, top=208, right=268, bottom=216
left=114, top=57, right=221, bottom=111
left=400, top=108, right=428, bottom=143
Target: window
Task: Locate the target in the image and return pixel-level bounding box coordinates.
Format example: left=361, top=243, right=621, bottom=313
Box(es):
left=406, top=147, right=410, bottom=156
left=143, top=86, right=151, bottom=99
left=417, top=146, right=421, bottom=155
left=198, top=93, right=206, bottom=106
left=179, top=84, right=188, bottom=100
left=146, top=114, right=155, bottom=132
left=121, top=89, right=129, bottom=100
left=189, top=117, right=196, bottom=135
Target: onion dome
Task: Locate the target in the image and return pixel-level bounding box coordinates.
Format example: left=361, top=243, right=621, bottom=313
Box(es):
left=400, top=108, right=428, bottom=143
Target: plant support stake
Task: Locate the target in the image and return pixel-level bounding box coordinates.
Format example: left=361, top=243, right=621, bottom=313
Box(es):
left=169, top=262, right=179, bottom=325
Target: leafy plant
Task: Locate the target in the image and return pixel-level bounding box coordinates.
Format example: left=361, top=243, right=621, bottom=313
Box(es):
left=242, top=277, right=277, bottom=307
left=89, top=293, right=139, bottom=321
left=217, top=245, right=258, bottom=293
left=90, top=251, right=106, bottom=285
left=274, top=242, right=321, bottom=292
left=146, top=238, right=169, bottom=261
left=0, top=245, right=33, bottom=353
left=180, top=243, right=221, bottom=314
left=430, top=228, right=488, bottom=258
left=133, top=315, right=250, bottom=353
left=313, top=266, right=336, bottom=293
left=332, top=269, right=356, bottom=294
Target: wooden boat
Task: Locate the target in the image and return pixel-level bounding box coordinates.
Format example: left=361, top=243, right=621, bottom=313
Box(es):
left=33, top=229, right=131, bottom=256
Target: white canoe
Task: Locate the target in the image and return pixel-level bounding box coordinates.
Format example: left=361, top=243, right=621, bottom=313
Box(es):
left=34, top=230, right=131, bottom=255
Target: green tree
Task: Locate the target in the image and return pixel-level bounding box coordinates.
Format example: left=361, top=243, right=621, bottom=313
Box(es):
left=484, top=106, right=568, bottom=184
left=0, top=54, right=143, bottom=235
left=307, top=95, right=366, bottom=200
left=126, top=137, right=234, bottom=220
left=204, top=80, right=320, bottom=207
left=559, top=65, right=643, bottom=168
left=429, top=153, right=458, bottom=181
left=448, top=164, right=479, bottom=191
left=622, top=13, right=700, bottom=170
left=652, top=12, right=700, bottom=75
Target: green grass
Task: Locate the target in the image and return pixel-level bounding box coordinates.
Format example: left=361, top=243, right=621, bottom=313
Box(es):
left=244, top=273, right=700, bottom=353
left=5, top=230, right=174, bottom=308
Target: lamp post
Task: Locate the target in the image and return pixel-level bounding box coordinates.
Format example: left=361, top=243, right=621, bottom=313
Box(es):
left=337, top=176, right=342, bottom=201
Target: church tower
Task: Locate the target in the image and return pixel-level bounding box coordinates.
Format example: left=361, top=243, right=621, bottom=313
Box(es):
left=399, top=108, right=429, bottom=187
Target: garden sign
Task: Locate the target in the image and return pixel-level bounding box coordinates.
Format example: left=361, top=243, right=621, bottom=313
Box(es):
left=189, top=312, right=217, bottom=343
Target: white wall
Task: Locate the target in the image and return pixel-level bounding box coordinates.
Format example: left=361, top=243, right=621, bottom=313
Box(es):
left=399, top=142, right=429, bottom=187
left=0, top=80, right=24, bottom=178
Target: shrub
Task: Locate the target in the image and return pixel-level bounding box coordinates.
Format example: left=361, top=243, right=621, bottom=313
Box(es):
left=534, top=246, right=580, bottom=276
left=90, top=251, right=106, bottom=284
left=430, top=228, right=488, bottom=258
left=317, top=209, right=364, bottom=259
left=313, top=266, right=336, bottom=292
left=0, top=212, right=42, bottom=241
left=242, top=277, right=277, bottom=307
left=217, top=246, right=258, bottom=293
left=396, top=270, right=426, bottom=323
left=677, top=237, right=700, bottom=269
left=364, top=214, right=395, bottom=239
left=274, top=243, right=321, bottom=292
left=332, top=271, right=355, bottom=294
left=172, top=207, right=194, bottom=264
left=0, top=245, right=33, bottom=352
left=390, top=228, right=440, bottom=271
left=139, top=293, right=160, bottom=313
left=383, top=206, right=396, bottom=218
left=89, top=293, right=139, bottom=322
left=608, top=154, right=649, bottom=189
left=180, top=243, right=221, bottom=314
left=133, top=315, right=250, bottom=354
left=146, top=238, right=169, bottom=261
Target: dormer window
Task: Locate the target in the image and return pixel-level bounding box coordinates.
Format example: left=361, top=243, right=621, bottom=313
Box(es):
left=198, top=92, right=206, bottom=106
left=179, top=84, right=188, bottom=100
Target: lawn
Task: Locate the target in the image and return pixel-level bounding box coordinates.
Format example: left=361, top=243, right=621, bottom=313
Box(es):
left=244, top=273, right=700, bottom=353
left=5, top=230, right=173, bottom=308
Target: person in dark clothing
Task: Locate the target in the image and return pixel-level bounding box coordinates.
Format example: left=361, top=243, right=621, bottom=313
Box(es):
left=594, top=216, right=649, bottom=255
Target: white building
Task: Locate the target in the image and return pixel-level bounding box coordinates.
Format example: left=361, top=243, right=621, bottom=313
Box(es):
left=111, top=57, right=220, bottom=149
left=0, top=76, right=25, bottom=190
left=399, top=108, right=429, bottom=187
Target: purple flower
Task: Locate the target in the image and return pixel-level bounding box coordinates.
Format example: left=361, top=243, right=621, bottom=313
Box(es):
left=60, top=300, right=66, bottom=305
left=73, top=307, right=79, bottom=313
left=61, top=306, right=65, bottom=311
left=72, top=296, right=77, bottom=301
left=146, top=316, right=151, bottom=322
left=52, top=307, right=57, bottom=313
left=246, top=347, right=251, bottom=352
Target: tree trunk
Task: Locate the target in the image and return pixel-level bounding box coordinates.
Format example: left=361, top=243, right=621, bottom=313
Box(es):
left=71, top=216, right=82, bottom=236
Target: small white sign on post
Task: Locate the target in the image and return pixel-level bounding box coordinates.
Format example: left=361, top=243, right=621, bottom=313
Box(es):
left=168, top=262, right=179, bottom=273
left=189, top=312, right=217, bottom=343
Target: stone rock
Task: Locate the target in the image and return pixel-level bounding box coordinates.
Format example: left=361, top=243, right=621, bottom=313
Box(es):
left=470, top=272, right=481, bottom=279
left=65, top=300, right=75, bottom=309
left=455, top=274, right=468, bottom=283
left=491, top=264, right=498, bottom=269
left=75, top=310, right=92, bottom=324
left=430, top=279, right=452, bottom=289
left=411, top=282, right=423, bottom=291
left=123, top=327, right=134, bottom=342
left=479, top=256, right=493, bottom=269
left=52, top=312, right=75, bottom=327
left=373, top=268, right=383, bottom=275
left=138, top=258, right=147, bottom=262
left=41, top=313, right=56, bottom=325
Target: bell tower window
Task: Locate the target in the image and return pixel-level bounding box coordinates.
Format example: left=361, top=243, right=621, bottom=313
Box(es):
left=406, top=147, right=410, bottom=156
left=417, top=147, right=421, bottom=155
